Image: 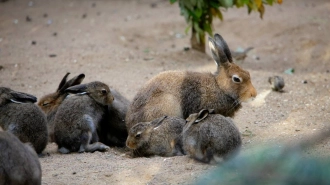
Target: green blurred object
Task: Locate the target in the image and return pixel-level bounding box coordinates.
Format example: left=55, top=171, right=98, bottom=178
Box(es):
left=169, top=0, right=283, bottom=52
left=195, top=128, right=330, bottom=185
left=196, top=146, right=330, bottom=185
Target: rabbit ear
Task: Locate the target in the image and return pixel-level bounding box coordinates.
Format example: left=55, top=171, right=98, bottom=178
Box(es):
left=57, top=72, right=70, bottom=92
left=208, top=109, right=215, bottom=114
left=208, top=34, right=232, bottom=68
left=10, top=91, right=37, bottom=103
left=59, top=73, right=85, bottom=94
left=152, top=116, right=167, bottom=130
left=214, top=33, right=233, bottom=63
left=65, top=84, right=88, bottom=95
left=195, top=109, right=210, bottom=123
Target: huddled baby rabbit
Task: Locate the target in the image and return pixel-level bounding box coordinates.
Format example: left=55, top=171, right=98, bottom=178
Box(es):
left=0, top=126, right=42, bottom=185
left=98, top=88, right=130, bottom=147
left=0, top=87, right=48, bottom=154
left=126, top=116, right=185, bottom=157
left=182, top=109, right=242, bottom=164
left=38, top=72, right=85, bottom=142
left=53, top=81, right=114, bottom=154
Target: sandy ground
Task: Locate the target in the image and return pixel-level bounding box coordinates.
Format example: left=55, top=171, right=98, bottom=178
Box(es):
left=0, top=0, right=330, bottom=184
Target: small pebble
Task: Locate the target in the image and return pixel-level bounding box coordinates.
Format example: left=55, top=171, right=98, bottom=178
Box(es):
left=31, top=41, right=36, bottom=45
left=72, top=172, right=76, bottom=175
left=82, top=14, right=87, bottom=19
left=268, top=76, right=285, bottom=92
left=302, top=80, right=307, bottom=84
left=49, top=54, right=57, bottom=57
left=0, top=65, right=3, bottom=70
left=53, top=32, right=57, bottom=36
left=43, top=13, right=48, bottom=18
left=183, top=47, right=190, bottom=51
left=26, top=16, right=32, bottom=22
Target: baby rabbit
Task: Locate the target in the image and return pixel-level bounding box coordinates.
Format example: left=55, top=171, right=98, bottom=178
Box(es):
left=0, top=127, right=41, bottom=185
left=98, top=88, right=130, bottom=147
left=53, top=81, right=114, bottom=154
left=0, top=87, right=48, bottom=154
left=126, top=33, right=257, bottom=130
left=38, top=72, right=85, bottom=142
left=182, top=109, right=242, bottom=164
left=126, top=116, right=185, bottom=157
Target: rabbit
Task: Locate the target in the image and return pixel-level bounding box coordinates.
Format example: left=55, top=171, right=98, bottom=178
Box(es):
left=0, top=87, right=48, bottom=154
left=98, top=88, right=130, bottom=147
left=38, top=72, right=85, bottom=142
left=182, top=109, right=242, bottom=164
left=0, top=126, right=42, bottom=185
left=126, top=33, right=257, bottom=130
left=126, top=115, right=185, bottom=157
left=53, top=81, right=114, bottom=154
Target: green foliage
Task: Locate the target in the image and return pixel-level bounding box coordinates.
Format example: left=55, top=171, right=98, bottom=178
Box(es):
left=170, top=0, right=282, bottom=51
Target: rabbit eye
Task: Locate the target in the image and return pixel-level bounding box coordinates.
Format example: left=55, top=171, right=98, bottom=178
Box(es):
left=42, top=102, right=50, bottom=106
left=101, top=89, right=107, bottom=94
left=135, top=134, right=141, bottom=138
left=232, top=75, right=242, bottom=83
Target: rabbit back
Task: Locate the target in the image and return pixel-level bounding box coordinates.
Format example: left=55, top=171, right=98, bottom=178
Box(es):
left=0, top=131, right=41, bottom=185
left=0, top=103, right=48, bottom=154
left=183, top=114, right=241, bottom=163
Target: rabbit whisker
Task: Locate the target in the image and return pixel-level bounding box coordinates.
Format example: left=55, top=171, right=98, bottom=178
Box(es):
left=226, top=99, right=241, bottom=115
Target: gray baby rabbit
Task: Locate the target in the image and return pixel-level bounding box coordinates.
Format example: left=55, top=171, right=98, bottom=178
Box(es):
left=182, top=109, right=242, bottom=164
left=126, top=116, right=185, bottom=157
left=98, top=88, right=130, bottom=147
left=0, top=126, right=42, bottom=185
left=126, top=33, right=257, bottom=130
left=0, top=87, right=48, bottom=154
left=53, top=81, right=114, bottom=154
left=38, top=72, right=85, bottom=142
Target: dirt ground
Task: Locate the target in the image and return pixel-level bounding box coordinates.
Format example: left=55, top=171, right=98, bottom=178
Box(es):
left=0, top=0, right=330, bottom=184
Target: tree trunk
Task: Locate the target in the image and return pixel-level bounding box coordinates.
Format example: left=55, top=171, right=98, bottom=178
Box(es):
left=190, top=27, right=205, bottom=53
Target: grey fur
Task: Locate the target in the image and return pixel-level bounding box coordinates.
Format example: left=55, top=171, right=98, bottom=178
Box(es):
left=98, top=88, right=130, bottom=147
left=182, top=109, right=242, bottom=164
left=53, top=81, right=113, bottom=154
left=126, top=116, right=185, bottom=157
left=0, top=129, right=41, bottom=185
left=0, top=87, right=48, bottom=154
left=38, top=73, right=85, bottom=142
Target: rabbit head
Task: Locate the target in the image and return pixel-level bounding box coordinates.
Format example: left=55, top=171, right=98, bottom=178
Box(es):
left=208, top=34, right=257, bottom=102
left=0, top=87, right=37, bottom=105
left=65, top=81, right=114, bottom=106
left=38, top=73, right=85, bottom=114
left=126, top=116, right=167, bottom=149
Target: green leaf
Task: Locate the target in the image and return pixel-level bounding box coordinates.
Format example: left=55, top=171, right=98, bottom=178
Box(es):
left=219, top=0, right=234, bottom=8
left=194, top=8, right=203, bottom=18
left=169, top=0, right=177, bottom=4
left=184, top=24, right=191, bottom=35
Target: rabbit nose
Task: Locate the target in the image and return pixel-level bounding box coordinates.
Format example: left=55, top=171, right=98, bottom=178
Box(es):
left=251, top=88, right=257, bottom=98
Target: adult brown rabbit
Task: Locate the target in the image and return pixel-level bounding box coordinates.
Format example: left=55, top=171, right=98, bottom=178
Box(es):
left=53, top=81, right=114, bottom=154
left=0, top=87, right=48, bottom=154
left=38, top=72, right=85, bottom=142
left=126, top=116, right=185, bottom=157
left=0, top=126, right=42, bottom=185
left=98, top=88, right=130, bottom=147
left=126, top=33, right=257, bottom=130
left=182, top=109, right=242, bottom=164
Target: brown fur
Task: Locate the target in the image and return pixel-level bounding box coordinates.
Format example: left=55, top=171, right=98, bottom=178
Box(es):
left=126, top=33, right=257, bottom=130
left=38, top=73, right=85, bottom=142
